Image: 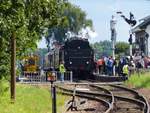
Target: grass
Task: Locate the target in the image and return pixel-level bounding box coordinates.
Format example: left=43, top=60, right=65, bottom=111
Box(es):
left=125, top=71, right=150, bottom=88
left=0, top=83, right=68, bottom=113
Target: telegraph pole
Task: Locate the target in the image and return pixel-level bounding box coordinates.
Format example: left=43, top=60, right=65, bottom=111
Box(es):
left=10, top=31, right=16, bottom=102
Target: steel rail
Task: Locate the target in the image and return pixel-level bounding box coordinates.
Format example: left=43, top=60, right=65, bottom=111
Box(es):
left=89, top=84, right=114, bottom=109
left=56, top=85, right=113, bottom=113
left=108, top=84, right=150, bottom=113
left=57, top=85, right=147, bottom=113
left=61, top=92, right=112, bottom=113
left=61, top=88, right=146, bottom=112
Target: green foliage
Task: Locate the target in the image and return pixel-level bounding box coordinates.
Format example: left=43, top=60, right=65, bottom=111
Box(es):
left=91, top=40, right=112, bottom=59
left=91, top=41, right=130, bottom=59
left=0, top=0, right=60, bottom=79
left=0, top=84, right=68, bottom=113
left=115, top=42, right=129, bottom=55
left=125, top=72, right=150, bottom=88
left=0, top=0, right=93, bottom=79
left=46, top=1, right=93, bottom=45
left=0, top=79, right=9, bottom=96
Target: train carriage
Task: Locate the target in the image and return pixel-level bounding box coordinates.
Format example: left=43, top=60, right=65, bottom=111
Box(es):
left=22, top=55, right=40, bottom=77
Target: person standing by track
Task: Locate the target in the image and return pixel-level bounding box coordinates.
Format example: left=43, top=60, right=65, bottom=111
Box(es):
left=106, top=57, right=114, bottom=76
left=97, top=58, right=104, bottom=74
left=123, top=62, right=129, bottom=76
left=59, top=61, right=66, bottom=82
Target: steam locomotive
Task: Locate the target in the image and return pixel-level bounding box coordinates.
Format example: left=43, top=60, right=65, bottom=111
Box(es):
left=44, top=38, right=95, bottom=79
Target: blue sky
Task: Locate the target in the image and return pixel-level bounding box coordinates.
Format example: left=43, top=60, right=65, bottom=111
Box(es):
left=38, top=0, right=150, bottom=48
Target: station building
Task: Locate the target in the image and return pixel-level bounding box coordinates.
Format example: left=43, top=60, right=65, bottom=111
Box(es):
left=132, top=15, right=150, bottom=56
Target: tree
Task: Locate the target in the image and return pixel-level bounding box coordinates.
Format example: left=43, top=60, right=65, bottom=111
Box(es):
left=115, top=42, right=129, bottom=55
left=0, top=0, right=60, bottom=77
left=0, top=0, right=60, bottom=100
left=91, top=40, right=112, bottom=59
left=46, top=1, right=93, bottom=49
left=91, top=41, right=130, bottom=60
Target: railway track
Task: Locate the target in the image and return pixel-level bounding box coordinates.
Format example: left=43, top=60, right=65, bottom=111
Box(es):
left=57, top=84, right=112, bottom=113
left=56, top=83, right=150, bottom=113
left=19, top=77, right=149, bottom=112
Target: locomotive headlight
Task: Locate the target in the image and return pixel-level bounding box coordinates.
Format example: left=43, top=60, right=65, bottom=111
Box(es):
left=86, top=61, right=89, bottom=64
left=70, top=61, right=72, bottom=64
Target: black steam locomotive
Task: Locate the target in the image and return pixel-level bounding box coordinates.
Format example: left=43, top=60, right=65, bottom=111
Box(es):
left=44, top=38, right=95, bottom=79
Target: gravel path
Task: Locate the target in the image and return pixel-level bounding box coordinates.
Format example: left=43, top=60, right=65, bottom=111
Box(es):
left=65, top=100, right=106, bottom=113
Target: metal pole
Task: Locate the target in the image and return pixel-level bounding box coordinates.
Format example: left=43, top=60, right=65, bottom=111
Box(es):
left=110, top=15, right=116, bottom=76
left=51, top=82, right=57, bottom=113
left=70, top=71, right=73, bottom=82
left=10, top=31, right=16, bottom=102
left=112, top=39, right=115, bottom=59
left=112, top=35, right=116, bottom=76
left=112, top=33, right=116, bottom=76
left=130, top=44, right=132, bottom=56
left=129, top=26, right=133, bottom=56
left=110, top=15, right=116, bottom=60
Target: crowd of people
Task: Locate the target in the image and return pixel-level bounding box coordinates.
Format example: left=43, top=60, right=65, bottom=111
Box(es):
left=96, top=55, right=150, bottom=76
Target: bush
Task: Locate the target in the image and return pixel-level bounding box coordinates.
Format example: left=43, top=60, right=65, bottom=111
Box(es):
left=125, top=72, right=150, bottom=88
left=0, top=79, right=9, bottom=96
